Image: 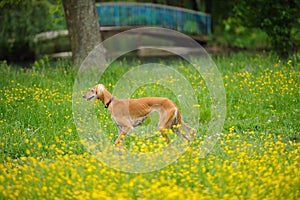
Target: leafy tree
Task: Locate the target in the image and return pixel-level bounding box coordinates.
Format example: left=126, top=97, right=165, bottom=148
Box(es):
left=232, top=0, right=300, bottom=58
left=0, top=0, right=57, bottom=62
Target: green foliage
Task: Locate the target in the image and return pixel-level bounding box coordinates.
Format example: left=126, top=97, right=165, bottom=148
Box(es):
left=220, top=18, right=268, bottom=49
left=0, top=0, right=65, bottom=62
left=231, top=0, right=300, bottom=58
left=49, top=1, right=66, bottom=30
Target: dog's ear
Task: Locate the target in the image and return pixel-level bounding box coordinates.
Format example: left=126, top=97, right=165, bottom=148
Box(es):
left=95, top=84, right=105, bottom=101
left=97, top=84, right=104, bottom=93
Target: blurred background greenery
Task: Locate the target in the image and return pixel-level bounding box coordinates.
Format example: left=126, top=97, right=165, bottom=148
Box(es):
left=0, top=0, right=299, bottom=63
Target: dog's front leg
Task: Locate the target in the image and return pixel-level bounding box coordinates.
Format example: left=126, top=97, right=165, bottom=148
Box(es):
left=114, top=126, right=130, bottom=145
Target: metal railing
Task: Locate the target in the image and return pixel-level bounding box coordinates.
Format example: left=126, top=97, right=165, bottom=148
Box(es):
left=96, top=3, right=211, bottom=36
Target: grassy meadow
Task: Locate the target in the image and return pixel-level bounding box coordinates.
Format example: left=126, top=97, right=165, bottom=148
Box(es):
left=0, top=53, right=299, bottom=199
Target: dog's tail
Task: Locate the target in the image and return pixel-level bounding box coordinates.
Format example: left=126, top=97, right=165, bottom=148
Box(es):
left=172, top=107, right=181, bottom=125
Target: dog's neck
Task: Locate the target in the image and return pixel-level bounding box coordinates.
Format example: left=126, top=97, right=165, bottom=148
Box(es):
left=100, top=88, right=114, bottom=108
left=105, top=96, right=114, bottom=108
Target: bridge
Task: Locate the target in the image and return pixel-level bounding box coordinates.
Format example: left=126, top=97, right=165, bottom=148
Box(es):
left=96, top=2, right=211, bottom=43
left=35, top=3, right=212, bottom=58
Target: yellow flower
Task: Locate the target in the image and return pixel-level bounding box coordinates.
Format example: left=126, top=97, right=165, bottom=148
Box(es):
left=20, top=156, right=27, bottom=161
left=25, top=149, right=30, bottom=155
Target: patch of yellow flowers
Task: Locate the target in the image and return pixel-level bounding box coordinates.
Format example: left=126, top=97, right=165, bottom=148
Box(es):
left=0, top=57, right=299, bottom=199
left=0, top=130, right=299, bottom=199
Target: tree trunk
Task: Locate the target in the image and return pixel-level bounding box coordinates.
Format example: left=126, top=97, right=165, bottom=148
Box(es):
left=62, top=0, right=101, bottom=68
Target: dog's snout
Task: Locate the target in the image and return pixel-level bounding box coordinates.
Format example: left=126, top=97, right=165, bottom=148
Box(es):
left=82, top=95, right=86, bottom=99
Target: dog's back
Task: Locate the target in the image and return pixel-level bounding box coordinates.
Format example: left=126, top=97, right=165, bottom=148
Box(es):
left=129, top=97, right=178, bottom=116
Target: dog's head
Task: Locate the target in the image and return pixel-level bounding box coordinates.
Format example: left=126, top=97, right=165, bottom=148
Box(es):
left=83, top=84, right=105, bottom=101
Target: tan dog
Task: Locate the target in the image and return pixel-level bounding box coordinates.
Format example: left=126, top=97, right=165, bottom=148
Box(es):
left=83, top=84, right=195, bottom=145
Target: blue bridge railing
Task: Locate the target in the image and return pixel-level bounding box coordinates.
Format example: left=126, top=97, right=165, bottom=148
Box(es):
left=96, top=3, right=211, bottom=36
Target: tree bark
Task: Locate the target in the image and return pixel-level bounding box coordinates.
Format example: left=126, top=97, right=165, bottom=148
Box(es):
left=62, top=0, right=101, bottom=68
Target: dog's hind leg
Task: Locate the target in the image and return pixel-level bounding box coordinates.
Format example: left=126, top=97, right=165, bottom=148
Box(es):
left=158, top=108, right=179, bottom=144
left=159, top=128, right=170, bottom=144
left=170, top=109, right=191, bottom=144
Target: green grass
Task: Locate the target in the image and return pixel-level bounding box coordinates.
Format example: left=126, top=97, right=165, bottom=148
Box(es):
left=0, top=53, right=299, bottom=199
